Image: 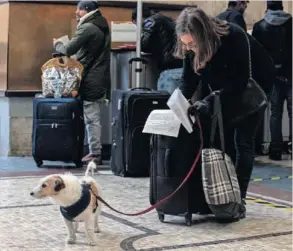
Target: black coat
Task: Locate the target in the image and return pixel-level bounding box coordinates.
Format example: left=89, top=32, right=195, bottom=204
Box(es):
left=141, top=13, right=183, bottom=72
left=217, top=9, right=247, bottom=32
left=252, top=15, right=292, bottom=80
left=55, top=10, right=111, bottom=101
left=180, top=23, right=275, bottom=123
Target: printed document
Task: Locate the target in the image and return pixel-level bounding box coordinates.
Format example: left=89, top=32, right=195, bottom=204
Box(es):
left=167, top=88, right=194, bottom=133
left=143, top=110, right=181, bottom=138
left=55, top=35, right=70, bottom=45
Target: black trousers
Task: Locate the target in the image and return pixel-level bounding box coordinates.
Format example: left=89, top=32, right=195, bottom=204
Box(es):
left=224, top=113, right=262, bottom=199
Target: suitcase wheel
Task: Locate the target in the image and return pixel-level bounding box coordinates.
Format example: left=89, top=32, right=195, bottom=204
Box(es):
left=34, top=158, right=43, bottom=168
left=158, top=213, right=165, bottom=223
left=185, top=214, right=192, bottom=226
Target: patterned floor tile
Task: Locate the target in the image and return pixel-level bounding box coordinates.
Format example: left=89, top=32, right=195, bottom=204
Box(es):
left=0, top=174, right=291, bottom=251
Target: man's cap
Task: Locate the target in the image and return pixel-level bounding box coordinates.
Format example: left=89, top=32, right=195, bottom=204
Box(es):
left=267, top=0, right=283, bottom=10
left=77, top=1, right=99, bottom=12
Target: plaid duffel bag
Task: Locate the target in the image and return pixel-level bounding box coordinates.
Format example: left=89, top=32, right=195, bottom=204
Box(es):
left=201, top=92, right=244, bottom=223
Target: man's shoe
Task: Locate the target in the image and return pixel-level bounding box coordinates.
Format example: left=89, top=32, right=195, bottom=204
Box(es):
left=269, top=152, right=282, bottom=161
left=82, top=154, right=102, bottom=165
left=287, top=142, right=292, bottom=158
left=269, top=142, right=283, bottom=160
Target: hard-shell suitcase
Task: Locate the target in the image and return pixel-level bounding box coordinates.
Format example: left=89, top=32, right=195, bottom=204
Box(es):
left=150, top=126, right=211, bottom=226
left=111, top=88, right=170, bottom=177
left=32, top=97, right=84, bottom=168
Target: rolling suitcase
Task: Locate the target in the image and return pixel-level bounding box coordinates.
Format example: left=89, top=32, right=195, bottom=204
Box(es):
left=111, top=57, right=170, bottom=177
left=32, top=97, right=84, bottom=168
left=150, top=125, right=211, bottom=226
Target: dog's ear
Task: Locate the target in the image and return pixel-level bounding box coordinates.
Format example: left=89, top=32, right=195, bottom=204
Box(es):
left=54, top=176, right=65, bottom=192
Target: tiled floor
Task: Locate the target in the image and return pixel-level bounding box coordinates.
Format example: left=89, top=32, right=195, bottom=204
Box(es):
left=0, top=156, right=291, bottom=250
left=0, top=174, right=291, bottom=251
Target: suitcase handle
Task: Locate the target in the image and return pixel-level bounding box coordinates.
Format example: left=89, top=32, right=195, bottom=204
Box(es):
left=128, top=57, right=148, bottom=88
left=130, top=87, right=151, bottom=91
left=128, top=57, right=148, bottom=65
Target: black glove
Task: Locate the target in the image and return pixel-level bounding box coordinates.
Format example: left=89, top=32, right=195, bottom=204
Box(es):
left=193, top=100, right=210, bottom=115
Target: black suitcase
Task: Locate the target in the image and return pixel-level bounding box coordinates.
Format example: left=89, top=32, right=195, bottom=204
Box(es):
left=32, top=97, right=84, bottom=168
left=111, top=88, right=170, bottom=177
left=150, top=125, right=211, bottom=226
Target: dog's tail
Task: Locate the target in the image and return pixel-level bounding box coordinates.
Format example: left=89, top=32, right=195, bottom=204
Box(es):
left=85, top=161, right=97, bottom=177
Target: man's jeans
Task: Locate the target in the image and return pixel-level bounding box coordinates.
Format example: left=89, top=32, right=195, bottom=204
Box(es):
left=83, top=98, right=104, bottom=155
left=157, top=68, right=183, bottom=94
left=270, top=81, right=292, bottom=144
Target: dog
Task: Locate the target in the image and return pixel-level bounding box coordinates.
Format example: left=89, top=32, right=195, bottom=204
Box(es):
left=30, top=161, right=102, bottom=246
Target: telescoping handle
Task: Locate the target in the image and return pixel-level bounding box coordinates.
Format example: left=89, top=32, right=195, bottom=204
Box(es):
left=128, top=57, right=148, bottom=88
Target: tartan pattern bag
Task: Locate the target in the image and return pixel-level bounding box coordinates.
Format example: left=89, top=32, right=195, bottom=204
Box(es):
left=202, top=148, right=241, bottom=205
left=201, top=93, right=242, bottom=220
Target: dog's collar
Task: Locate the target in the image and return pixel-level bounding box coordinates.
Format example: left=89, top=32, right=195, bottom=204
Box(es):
left=60, top=184, right=92, bottom=222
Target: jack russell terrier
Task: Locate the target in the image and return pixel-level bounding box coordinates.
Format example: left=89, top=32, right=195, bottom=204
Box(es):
left=30, top=161, right=102, bottom=246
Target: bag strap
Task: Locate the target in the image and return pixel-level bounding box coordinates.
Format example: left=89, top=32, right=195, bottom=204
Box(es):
left=240, top=28, right=252, bottom=79
left=210, top=92, right=240, bottom=202
left=210, top=28, right=251, bottom=154
left=210, top=92, right=225, bottom=158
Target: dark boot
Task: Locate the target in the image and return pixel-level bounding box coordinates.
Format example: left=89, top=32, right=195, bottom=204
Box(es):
left=239, top=199, right=246, bottom=219
left=287, top=142, right=292, bottom=158
left=269, top=142, right=283, bottom=160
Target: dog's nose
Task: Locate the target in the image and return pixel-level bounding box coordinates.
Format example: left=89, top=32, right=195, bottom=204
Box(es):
left=30, top=192, right=34, bottom=196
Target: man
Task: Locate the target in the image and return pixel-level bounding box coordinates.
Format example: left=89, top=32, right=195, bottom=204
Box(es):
left=217, top=1, right=249, bottom=32
left=132, top=7, right=183, bottom=94
left=54, top=0, right=111, bottom=164
left=252, top=0, right=292, bottom=160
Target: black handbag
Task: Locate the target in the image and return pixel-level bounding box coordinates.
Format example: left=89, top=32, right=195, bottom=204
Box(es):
left=231, top=30, right=268, bottom=123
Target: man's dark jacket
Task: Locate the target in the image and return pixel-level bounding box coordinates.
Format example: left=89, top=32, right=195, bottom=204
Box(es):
left=252, top=10, right=292, bottom=80
left=55, top=10, right=111, bottom=101
left=141, top=13, right=183, bottom=72
left=217, top=9, right=247, bottom=32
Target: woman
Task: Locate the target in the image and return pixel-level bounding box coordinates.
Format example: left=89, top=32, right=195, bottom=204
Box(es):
left=175, top=8, right=275, bottom=214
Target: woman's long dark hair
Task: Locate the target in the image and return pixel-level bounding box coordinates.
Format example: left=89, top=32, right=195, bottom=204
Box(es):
left=174, top=7, right=230, bottom=71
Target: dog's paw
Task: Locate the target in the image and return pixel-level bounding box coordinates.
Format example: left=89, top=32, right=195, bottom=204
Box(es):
left=94, top=226, right=101, bottom=233
left=65, top=237, right=76, bottom=245
left=87, top=240, right=97, bottom=246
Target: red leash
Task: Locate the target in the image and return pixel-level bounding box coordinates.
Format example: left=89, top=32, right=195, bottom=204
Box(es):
left=96, top=114, right=203, bottom=216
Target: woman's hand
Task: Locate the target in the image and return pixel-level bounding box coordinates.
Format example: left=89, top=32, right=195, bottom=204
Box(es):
left=193, top=100, right=210, bottom=115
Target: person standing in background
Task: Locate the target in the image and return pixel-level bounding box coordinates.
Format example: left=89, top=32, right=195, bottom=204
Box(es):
left=217, top=0, right=249, bottom=32
left=132, top=7, right=183, bottom=94
left=54, top=0, right=111, bottom=165
left=252, top=0, right=292, bottom=160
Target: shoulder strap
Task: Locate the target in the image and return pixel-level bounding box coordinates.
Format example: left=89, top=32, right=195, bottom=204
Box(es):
left=239, top=28, right=252, bottom=79
left=210, top=92, right=225, bottom=158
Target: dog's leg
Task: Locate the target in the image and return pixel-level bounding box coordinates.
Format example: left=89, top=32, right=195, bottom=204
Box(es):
left=63, top=218, right=76, bottom=244
left=74, top=222, right=79, bottom=233
left=85, top=215, right=97, bottom=246
left=94, top=205, right=101, bottom=233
